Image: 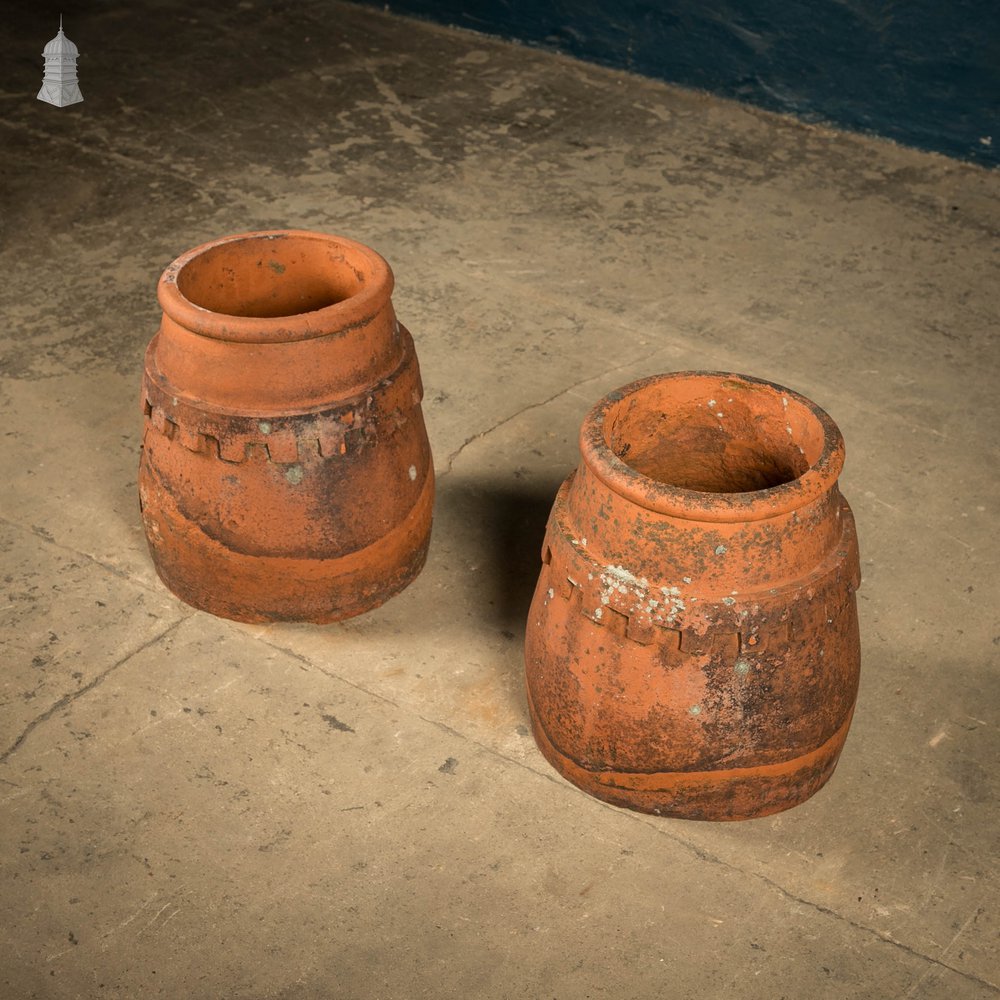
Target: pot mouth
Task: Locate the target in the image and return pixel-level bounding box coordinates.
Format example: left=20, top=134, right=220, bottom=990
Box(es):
left=157, top=230, right=393, bottom=343
left=580, top=372, right=845, bottom=521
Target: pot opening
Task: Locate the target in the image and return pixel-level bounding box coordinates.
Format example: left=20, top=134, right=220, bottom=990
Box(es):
left=605, top=376, right=827, bottom=494
left=175, top=235, right=366, bottom=318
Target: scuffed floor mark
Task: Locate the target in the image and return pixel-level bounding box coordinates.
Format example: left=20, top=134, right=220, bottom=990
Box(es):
left=353, top=72, right=443, bottom=163
left=321, top=713, right=355, bottom=733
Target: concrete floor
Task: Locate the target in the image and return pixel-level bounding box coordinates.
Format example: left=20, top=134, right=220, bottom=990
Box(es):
left=2, top=2, right=998, bottom=997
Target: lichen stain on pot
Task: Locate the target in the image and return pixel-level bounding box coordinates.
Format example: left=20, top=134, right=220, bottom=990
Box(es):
left=138, top=230, right=434, bottom=624
left=524, top=371, right=861, bottom=821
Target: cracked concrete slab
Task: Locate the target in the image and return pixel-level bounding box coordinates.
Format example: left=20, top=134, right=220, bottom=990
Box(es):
left=0, top=520, right=186, bottom=763
left=1, top=617, right=995, bottom=1000
left=258, top=377, right=1000, bottom=988
left=0, top=374, right=164, bottom=587
left=0, top=0, right=997, bottom=997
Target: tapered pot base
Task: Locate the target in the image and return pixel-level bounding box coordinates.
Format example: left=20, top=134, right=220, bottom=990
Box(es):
left=141, top=461, right=434, bottom=624
left=528, top=689, right=854, bottom=821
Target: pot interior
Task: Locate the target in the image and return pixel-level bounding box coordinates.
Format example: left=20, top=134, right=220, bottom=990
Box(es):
left=175, top=234, right=366, bottom=318
left=605, top=375, right=827, bottom=494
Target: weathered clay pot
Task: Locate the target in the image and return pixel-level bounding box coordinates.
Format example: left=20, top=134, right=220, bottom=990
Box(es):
left=138, top=230, right=434, bottom=623
left=524, top=372, right=861, bottom=820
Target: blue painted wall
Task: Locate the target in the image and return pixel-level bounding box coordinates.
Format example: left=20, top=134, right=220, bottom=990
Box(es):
left=365, top=0, right=999, bottom=167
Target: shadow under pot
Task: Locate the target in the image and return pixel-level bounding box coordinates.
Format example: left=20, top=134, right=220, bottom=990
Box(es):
left=138, top=230, right=434, bottom=624
left=524, top=371, right=861, bottom=821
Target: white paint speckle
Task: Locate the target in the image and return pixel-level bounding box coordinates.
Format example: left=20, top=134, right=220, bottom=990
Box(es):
left=408, top=465, right=417, bottom=480
left=655, top=584, right=685, bottom=624
left=682, top=576, right=692, bottom=584
left=715, top=545, right=727, bottom=555
left=547, top=588, right=554, bottom=600
left=603, top=564, right=648, bottom=590
left=707, top=399, right=716, bottom=408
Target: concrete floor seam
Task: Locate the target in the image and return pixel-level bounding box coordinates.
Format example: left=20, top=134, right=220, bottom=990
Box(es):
left=246, top=626, right=992, bottom=991
left=0, top=616, right=191, bottom=765
left=411, top=711, right=1000, bottom=992
left=0, top=118, right=203, bottom=188
left=440, top=343, right=674, bottom=476
left=0, top=515, right=160, bottom=593
left=252, top=633, right=406, bottom=712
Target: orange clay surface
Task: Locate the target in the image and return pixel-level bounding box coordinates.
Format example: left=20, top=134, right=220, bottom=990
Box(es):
left=138, top=230, right=434, bottom=623
left=524, top=371, right=861, bottom=820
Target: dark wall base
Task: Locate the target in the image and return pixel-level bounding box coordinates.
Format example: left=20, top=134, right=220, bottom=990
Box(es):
left=361, top=0, right=998, bottom=168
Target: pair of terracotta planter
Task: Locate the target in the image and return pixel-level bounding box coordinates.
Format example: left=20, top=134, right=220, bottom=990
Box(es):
left=138, top=230, right=860, bottom=821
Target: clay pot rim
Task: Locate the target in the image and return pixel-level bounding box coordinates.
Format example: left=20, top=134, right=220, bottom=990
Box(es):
left=580, top=371, right=845, bottom=523
left=157, top=229, right=394, bottom=344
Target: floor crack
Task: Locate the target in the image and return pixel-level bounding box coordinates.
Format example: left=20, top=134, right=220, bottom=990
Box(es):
left=582, top=790, right=1000, bottom=993
left=439, top=344, right=671, bottom=478
left=247, top=627, right=403, bottom=712
left=0, top=617, right=189, bottom=765
left=225, top=626, right=999, bottom=992
left=752, top=877, right=998, bottom=992
left=0, top=117, right=212, bottom=196
left=0, top=513, right=164, bottom=598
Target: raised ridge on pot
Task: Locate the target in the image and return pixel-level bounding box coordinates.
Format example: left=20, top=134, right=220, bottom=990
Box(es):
left=581, top=371, right=845, bottom=522
left=157, top=230, right=394, bottom=344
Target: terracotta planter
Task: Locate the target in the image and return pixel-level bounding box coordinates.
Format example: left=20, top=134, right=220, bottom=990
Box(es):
left=524, top=372, right=861, bottom=820
left=138, top=230, right=434, bottom=623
